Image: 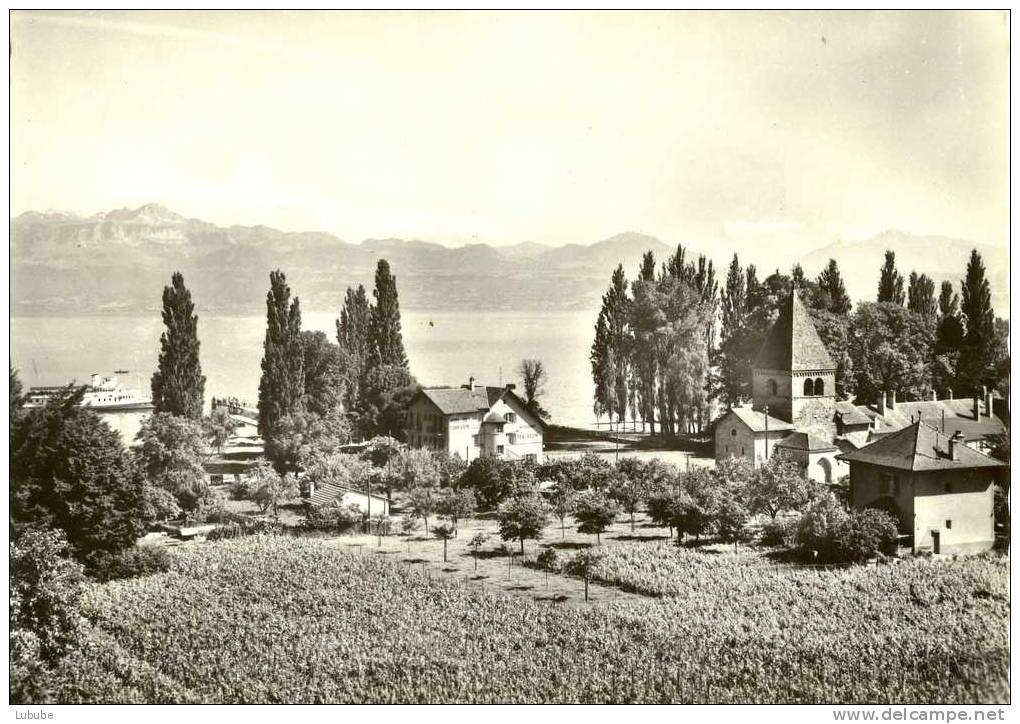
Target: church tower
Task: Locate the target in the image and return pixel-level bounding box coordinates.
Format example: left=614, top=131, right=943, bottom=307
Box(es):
left=751, top=291, right=837, bottom=433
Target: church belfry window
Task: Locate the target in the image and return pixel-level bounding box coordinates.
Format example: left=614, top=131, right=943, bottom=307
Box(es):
left=803, top=378, right=813, bottom=396
left=814, top=378, right=824, bottom=395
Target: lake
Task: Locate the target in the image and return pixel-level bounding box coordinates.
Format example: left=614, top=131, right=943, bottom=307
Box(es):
left=10, top=309, right=601, bottom=428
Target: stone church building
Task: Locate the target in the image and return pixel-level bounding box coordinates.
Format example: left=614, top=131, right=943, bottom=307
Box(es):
left=714, top=292, right=844, bottom=482
left=714, top=291, right=1006, bottom=485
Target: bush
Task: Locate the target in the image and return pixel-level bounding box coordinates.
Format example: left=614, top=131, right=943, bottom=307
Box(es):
left=536, top=547, right=562, bottom=573
left=796, top=495, right=898, bottom=563
left=207, top=518, right=283, bottom=541
left=10, top=528, right=86, bottom=703
left=302, top=502, right=363, bottom=534
left=89, top=546, right=173, bottom=582
left=760, top=517, right=798, bottom=547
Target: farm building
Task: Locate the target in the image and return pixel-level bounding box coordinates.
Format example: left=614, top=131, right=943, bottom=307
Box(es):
left=405, top=380, right=546, bottom=463
left=838, top=421, right=1006, bottom=555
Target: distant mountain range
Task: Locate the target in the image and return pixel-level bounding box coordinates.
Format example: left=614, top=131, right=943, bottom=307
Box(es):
left=9, top=204, right=1009, bottom=317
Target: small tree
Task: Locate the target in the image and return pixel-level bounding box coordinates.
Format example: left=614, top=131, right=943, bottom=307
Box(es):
left=713, top=493, right=751, bottom=550
left=135, top=412, right=210, bottom=511
left=574, top=491, right=620, bottom=544
left=406, top=486, right=437, bottom=534
left=246, top=458, right=299, bottom=516
left=497, top=494, right=550, bottom=555
left=566, top=549, right=603, bottom=602
left=203, top=407, right=237, bottom=454
left=436, top=487, right=476, bottom=536
left=518, top=358, right=551, bottom=420
left=548, top=484, right=576, bottom=538
left=745, top=452, right=819, bottom=519
left=433, top=522, right=456, bottom=562
left=609, top=477, right=644, bottom=531
left=468, top=531, right=489, bottom=571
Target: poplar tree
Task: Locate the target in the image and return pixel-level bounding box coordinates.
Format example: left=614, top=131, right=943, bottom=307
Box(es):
left=907, top=272, right=937, bottom=320
left=368, top=260, right=408, bottom=369
left=258, top=270, right=304, bottom=437
left=151, top=272, right=206, bottom=419
left=936, top=281, right=965, bottom=353
left=877, top=250, right=905, bottom=305
left=815, top=259, right=852, bottom=315
left=336, top=285, right=371, bottom=410
left=959, top=250, right=996, bottom=393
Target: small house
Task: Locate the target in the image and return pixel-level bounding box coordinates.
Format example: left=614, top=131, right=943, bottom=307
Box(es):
left=837, top=421, right=1006, bottom=555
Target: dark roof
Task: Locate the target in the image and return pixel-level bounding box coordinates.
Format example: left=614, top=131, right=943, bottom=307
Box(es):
left=851, top=397, right=1005, bottom=441
left=837, top=421, right=1006, bottom=472
left=835, top=401, right=872, bottom=427
left=753, top=292, right=836, bottom=372
left=724, top=407, right=796, bottom=434
left=416, top=386, right=504, bottom=415
left=775, top=431, right=837, bottom=452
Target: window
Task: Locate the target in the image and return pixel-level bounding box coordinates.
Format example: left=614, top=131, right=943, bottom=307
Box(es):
left=814, top=378, right=824, bottom=395
left=497, top=445, right=505, bottom=454
left=945, top=519, right=952, bottom=529
left=730, top=428, right=737, bottom=437
left=504, top=412, right=516, bottom=423
left=508, top=433, right=517, bottom=444
left=767, top=379, right=778, bottom=396
left=525, top=453, right=537, bottom=463
left=803, top=378, right=814, bottom=396
left=497, top=424, right=504, bottom=433
left=472, top=435, right=480, bottom=446
left=893, top=476, right=900, bottom=496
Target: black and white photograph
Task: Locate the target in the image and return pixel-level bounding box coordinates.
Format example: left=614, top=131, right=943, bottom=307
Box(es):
left=7, top=9, right=1012, bottom=710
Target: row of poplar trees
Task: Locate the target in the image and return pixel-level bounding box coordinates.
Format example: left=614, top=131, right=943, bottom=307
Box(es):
left=591, top=245, right=1007, bottom=436
left=256, top=259, right=415, bottom=445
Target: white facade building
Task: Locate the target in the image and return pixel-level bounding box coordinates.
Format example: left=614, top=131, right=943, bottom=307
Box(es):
left=406, top=382, right=546, bottom=463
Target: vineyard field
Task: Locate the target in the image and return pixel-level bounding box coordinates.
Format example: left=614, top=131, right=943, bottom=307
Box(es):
left=47, top=536, right=1008, bottom=704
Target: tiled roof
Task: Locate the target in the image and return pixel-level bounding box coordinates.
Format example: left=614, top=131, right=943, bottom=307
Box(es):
left=851, top=398, right=1005, bottom=441
left=837, top=422, right=1006, bottom=472
left=835, top=401, right=872, bottom=427
left=775, top=431, right=837, bottom=452
left=417, top=386, right=504, bottom=415
left=725, top=406, right=796, bottom=434
left=753, top=292, right=836, bottom=372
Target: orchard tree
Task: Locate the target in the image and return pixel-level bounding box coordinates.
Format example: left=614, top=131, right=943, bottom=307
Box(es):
left=436, top=487, right=476, bottom=536
left=574, top=490, right=620, bottom=544
left=406, top=486, right=438, bottom=534
left=433, top=522, right=456, bottom=562
left=548, top=483, right=576, bottom=538
left=744, top=452, right=819, bottom=519
left=151, top=272, right=206, bottom=420
left=497, top=493, right=550, bottom=555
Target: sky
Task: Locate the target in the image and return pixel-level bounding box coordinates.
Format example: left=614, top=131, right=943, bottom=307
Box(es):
left=9, top=10, right=1010, bottom=260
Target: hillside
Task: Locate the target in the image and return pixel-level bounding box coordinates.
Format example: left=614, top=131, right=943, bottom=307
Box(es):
left=9, top=205, right=1008, bottom=317
left=10, top=206, right=673, bottom=315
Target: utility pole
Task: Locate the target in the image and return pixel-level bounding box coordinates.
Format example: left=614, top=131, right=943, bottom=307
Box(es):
left=764, top=404, right=769, bottom=461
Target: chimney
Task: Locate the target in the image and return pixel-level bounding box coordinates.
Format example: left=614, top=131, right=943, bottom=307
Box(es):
left=889, top=390, right=897, bottom=411
left=877, top=392, right=886, bottom=416
left=948, top=431, right=964, bottom=461
left=505, top=383, right=516, bottom=392
left=468, top=376, right=476, bottom=390
left=973, top=395, right=981, bottom=420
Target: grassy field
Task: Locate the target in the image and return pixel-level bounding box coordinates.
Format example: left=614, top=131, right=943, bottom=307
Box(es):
left=46, top=535, right=1009, bottom=704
